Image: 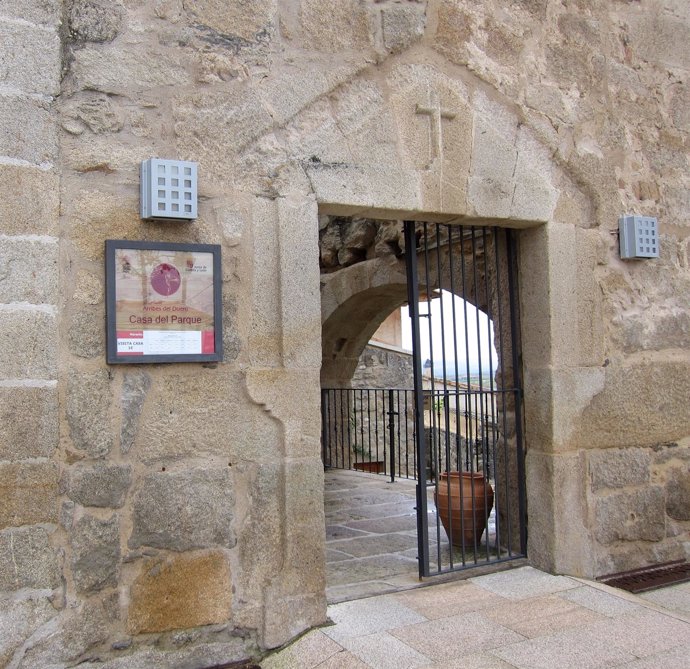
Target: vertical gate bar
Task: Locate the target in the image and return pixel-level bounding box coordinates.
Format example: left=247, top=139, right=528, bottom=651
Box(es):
left=494, top=230, right=513, bottom=554
left=481, top=227, right=494, bottom=561
left=336, top=389, right=341, bottom=469
left=321, top=389, right=328, bottom=467
left=490, top=229, right=505, bottom=555
left=388, top=389, right=396, bottom=483
left=436, top=224, right=453, bottom=569
left=448, top=227, right=462, bottom=481
left=376, top=390, right=388, bottom=460
left=405, top=390, right=408, bottom=479
left=468, top=226, right=483, bottom=562
left=396, top=390, right=402, bottom=479
left=367, top=389, right=372, bottom=470
left=459, top=234, right=472, bottom=473
left=347, top=389, right=353, bottom=470
left=506, top=229, right=527, bottom=555
left=358, top=388, right=362, bottom=462
left=404, top=221, right=430, bottom=578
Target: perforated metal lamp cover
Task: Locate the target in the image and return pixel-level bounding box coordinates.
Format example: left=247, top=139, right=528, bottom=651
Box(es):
left=619, top=215, right=659, bottom=259
left=140, top=158, right=198, bottom=220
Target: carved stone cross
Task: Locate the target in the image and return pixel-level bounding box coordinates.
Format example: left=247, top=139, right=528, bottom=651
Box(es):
left=415, top=93, right=456, bottom=168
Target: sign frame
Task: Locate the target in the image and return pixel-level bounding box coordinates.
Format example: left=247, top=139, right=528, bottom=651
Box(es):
left=105, top=240, right=223, bottom=364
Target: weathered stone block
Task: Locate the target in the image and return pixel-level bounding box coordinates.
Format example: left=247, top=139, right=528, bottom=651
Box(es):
left=127, top=552, right=232, bottom=634
left=381, top=4, right=426, bottom=53
left=589, top=448, right=651, bottom=491
left=71, top=514, right=120, bottom=592
left=72, top=45, right=193, bottom=95
left=68, top=306, right=105, bottom=358
left=131, top=369, right=280, bottom=463
left=300, top=0, right=372, bottom=52
left=624, top=9, right=690, bottom=70
left=594, top=487, right=666, bottom=545
left=61, top=94, right=125, bottom=136
left=68, top=0, right=125, bottom=42
left=0, top=21, right=60, bottom=95
left=432, top=1, right=472, bottom=65
left=665, top=467, right=690, bottom=521
left=75, top=641, right=253, bottom=669
left=0, top=526, right=60, bottom=590
left=579, top=359, right=690, bottom=449
left=307, top=163, right=420, bottom=217
left=0, top=385, right=58, bottom=461
left=0, top=238, right=58, bottom=304
left=17, top=596, right=114, bottom=667
left=255, top=55, right=367, bottom=128
left=73, top=270, right=103, bottom=305
left=526, top=451, right=593, bottom=576
left=173, top=89, right=274, bottom=175
left=65, top=463, right=131, bottom=508
left=0, top=165, right=59, bottom=237
left=0, top=461, right=59, bottom=529
left=0, top=308, right=57, bottom=380
left=186, top=0, right=276, bottom=41
left=1, top=0, right=61, bottom=25
left=66, top=368, right=113, bottom=457
left=0, top=595, right=57, bottom=668
left=0, top=96, right=57, bottom=165
left=129, top=468, right=235, bottom=551
left=524, top=366, right=606, bottom=453
left=66, top=190, right=140, bottom=262
left=119, top=371, right=151, bottom=454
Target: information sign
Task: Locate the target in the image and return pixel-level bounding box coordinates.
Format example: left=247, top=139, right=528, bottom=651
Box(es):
left=105, top=240, right=223, bottom=363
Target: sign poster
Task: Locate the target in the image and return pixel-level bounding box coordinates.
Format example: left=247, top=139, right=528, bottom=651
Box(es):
left=105, top=241, right=223, bottom=363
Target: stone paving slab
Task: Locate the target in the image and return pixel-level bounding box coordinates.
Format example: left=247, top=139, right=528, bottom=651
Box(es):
left=417, top=653, right=520, bottom=669
left=557, top=584, right=642, bottom=617
left=480, top=593, right=606, bottom=639
left=491, top=623, right=636, bottom=669
left=326, top=524, right=371, bottom=540
left=323, top=595, right=427, bottom=644
left=329, top=532, right=418, bottom=558
left=393, top=581, right=506, bottom=619
left=389, top=611, right=525, bottom=661
left=339, top=631, right=431, bottom=669
left=343, top=515, right=418, bottom=534
left=638, top=581, right=690, bottom=617
left=470, top=565, right=579, bottom=600
left=327, top=554, right=419, bottom=587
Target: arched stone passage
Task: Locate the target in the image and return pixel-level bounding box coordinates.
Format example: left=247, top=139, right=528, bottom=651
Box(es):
left=320, top=228, right=409, bottom=386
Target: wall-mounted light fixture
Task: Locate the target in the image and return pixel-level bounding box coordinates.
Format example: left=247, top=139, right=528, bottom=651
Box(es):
left=141, top=158, right=198, bottom=221
left=619, top=215, right=659, bottom=259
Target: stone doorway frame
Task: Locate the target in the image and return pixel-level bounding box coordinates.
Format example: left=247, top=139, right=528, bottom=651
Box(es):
left=245, top=61, right=600, bottom=645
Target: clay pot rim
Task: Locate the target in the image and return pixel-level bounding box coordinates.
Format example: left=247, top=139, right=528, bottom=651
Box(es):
left=439, top=471, right=486, bottom=480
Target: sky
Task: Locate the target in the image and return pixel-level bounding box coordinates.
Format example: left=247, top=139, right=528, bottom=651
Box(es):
left=400, top=290, right=498, bottom=378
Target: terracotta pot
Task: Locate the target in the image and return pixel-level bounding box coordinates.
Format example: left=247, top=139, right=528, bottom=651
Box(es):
left=353, top=460, right=385, bottom=474
left=435, top=471, right=494, bottom=546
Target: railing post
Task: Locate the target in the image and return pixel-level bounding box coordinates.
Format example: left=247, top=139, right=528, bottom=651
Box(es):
left=321, top=389, right=328, bottom=468
left=387, top=389, right=397, bottom=483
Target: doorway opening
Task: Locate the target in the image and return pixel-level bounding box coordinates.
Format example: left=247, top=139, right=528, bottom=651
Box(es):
left=320, top=218, right=526, bottom=599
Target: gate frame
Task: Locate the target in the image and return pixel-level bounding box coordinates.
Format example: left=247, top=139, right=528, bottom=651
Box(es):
left=403, top=221, right=528, bottom=578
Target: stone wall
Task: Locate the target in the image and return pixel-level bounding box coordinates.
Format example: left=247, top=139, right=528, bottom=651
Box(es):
left=352, top=343, right=414, bottom=390
left=0, top=1, right=63, bottom=666
left=1, top=0, right=689, bottom=666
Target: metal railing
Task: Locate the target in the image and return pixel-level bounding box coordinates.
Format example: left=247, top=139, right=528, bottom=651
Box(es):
left=321, top=387, right=417, bottom=481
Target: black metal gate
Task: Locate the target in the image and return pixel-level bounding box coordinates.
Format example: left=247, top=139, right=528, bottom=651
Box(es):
left=404, top=221, right=527, bottom=577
